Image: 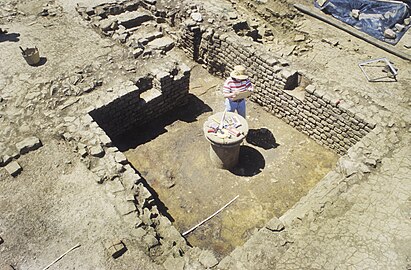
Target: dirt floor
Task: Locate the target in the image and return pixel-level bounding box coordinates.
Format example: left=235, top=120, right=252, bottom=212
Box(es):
left=114, top=65, right=338, bottom=259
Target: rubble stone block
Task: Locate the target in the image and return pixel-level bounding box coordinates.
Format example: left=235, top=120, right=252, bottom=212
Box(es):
left=15, top=136, right=42, bottom=155
left=199, top=250, right=218, bottom=268
left=148, top=37, right=175, bottom=52
left=90, top=145, right=105, bottom=157
left=104, top=240, right=127, bottom=259
left=117, top=11, right=153, bottom=29
left=5, top=161, right=22, bottom=177
left=114, top=152, right=127, bottom=164
left=143, top=234, right=159, bottom=249
left=266, top=217, right=285, bottom=232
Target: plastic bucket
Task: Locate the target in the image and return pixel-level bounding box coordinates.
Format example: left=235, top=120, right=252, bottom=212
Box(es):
left=21, top=47, right=40, bottom=66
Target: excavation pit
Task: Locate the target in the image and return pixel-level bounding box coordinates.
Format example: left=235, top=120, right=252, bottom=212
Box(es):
left=111, top=66, right=339, bottom=259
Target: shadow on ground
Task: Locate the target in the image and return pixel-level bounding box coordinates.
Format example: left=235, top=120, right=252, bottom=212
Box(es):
left=113, top=93, right=212, bottom=151
left=0, top=32, right=20, bottom=42
left=230, top=145, right=265, bottom=177
left=246, top=128, right=279, bottom=150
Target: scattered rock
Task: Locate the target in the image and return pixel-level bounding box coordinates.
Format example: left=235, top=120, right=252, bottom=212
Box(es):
left=350, top=9, right=360, bottom=19
left=199, top=250, right=218, bottom=268
left=191, top=12, right=203, bottom=22
left=404, top=40, right=411, bottom=49
left=99, top=135, right=112, bottom=146
left=384, top=29, right=396, bottom=39
left=99, top=19, right=117, bottom=32
left=394, top=23, right=405, bottom=32
left=15, top=136, right=42, bottom=155
left=104, top=240, right=127, bottom=259
left=0, top=236, right=3, bottom=245
left=114, top=152, right=127, bottom=164
left=404, top=17, right=410, bottom=26
left=2, top=155, right=12, bottom=166
left=132, top=48, right=144, bottom=58
left=294, top=34, right=305, bottom=42
left=143, top=234, right=158, bottom=249
left=144, top=0, right=157, bottom=5
left=5, top=161, right=22, bottom=177
left=266, top=217, right=285, bottom=232
left=89, top=145, right=105, bottom=157
left=148, top=37, right=175, bottom=52
left=228, top=12, right=238, bottom=20
left=117, top=11, right=153, bottom=29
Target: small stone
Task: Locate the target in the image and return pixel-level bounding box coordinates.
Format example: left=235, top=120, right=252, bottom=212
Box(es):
left=208, top=18, right=214, bottom=24
left=404, top=17, right=410, bottom=26
left=305, top=84, right=316, bottom=94
left=191, top=12, right=203, bottom=22
left=199, top=250, right=218, bottom=268
left=5, top=161, right=22, bottom=177
left=15, top=136, right=42, bottom=155
left=132, top=48, right=144, bottom=58
left=104, top=240, right=127, bottom=259
left=294, top=34, right=305, bottom=42
left=143, top=234, right=158, bottom=249
left=266, top=217, right=285, bottom=232
left=99, top=19, right=116, bottom=31
left=89, top=145, right=105, bottom=157
left=394, top=23, right=405, bottom=32
left=228, top=12, right=238, bottom=20
left=131, top=227, right=146, bottom=239
left=384, top=29, right=396, bottom=39
left=144, top=0, right=156, bottom=4
left=2, top=155, right=12, bottom=166
left=148, top=37, right=175, bottom=52
left=350, top=9, right=360, bottom=19
left=99, top=134, right=112, bottom=146
left=114, top=152, right=127, bottom=164
left=0, top=236, right=3, bottom=245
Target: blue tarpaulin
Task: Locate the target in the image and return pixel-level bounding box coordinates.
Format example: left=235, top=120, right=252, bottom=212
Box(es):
left=315, top=0, right=411, bottom=44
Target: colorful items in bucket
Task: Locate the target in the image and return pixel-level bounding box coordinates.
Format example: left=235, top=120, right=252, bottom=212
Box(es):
left=207, top=115, right=242, bottom=139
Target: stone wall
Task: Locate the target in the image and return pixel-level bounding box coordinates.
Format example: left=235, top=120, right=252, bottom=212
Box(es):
left=90, top=64, right=190, bottom=138
left=178, top=22, right=375, bottom=155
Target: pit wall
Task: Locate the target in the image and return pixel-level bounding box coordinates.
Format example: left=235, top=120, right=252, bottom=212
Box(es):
left=178, top=22, right=375, bottom=155
left=89, top=64, right=190, bottom=138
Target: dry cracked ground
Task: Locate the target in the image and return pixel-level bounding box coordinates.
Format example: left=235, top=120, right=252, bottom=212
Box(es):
left=1, top=0, right=411, bottom=269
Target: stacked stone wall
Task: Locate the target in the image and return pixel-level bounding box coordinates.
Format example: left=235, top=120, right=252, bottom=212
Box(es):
left=179, top=24, right=374, bottom=154
left=90, top=65, right=190, bottom=138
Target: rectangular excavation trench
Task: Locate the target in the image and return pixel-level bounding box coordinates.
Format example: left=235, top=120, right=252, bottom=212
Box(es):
left=90, top=65, right=343, bottom=259
left=84, top=5, right=375, bottom=261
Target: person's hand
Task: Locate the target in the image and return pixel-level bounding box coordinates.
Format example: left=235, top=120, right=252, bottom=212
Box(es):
left=229, top=91, right=239, bottom=100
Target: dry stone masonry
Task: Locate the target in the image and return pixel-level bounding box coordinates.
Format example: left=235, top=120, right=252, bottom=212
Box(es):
left=175, top=8, right=375, bottom=155
left=89, top=63, right=190, bottom=138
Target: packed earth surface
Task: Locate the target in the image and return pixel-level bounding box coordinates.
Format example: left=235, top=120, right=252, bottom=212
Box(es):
left=1, top=0, right=410, bottom=269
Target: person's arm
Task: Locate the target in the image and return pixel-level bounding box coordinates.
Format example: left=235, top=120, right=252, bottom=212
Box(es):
left=246, top=79, right=254, bottom=92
